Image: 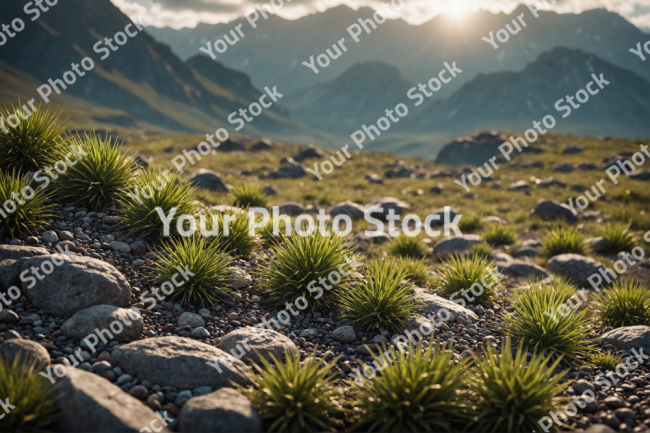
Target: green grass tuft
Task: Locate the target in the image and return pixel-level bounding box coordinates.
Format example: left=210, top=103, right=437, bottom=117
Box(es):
left=588, top=351, right=624, bottom=370
left=387, top=233, right=428, bottom=258
left=482, top=223, right=518, bottom=246
left=541, top=225, right=588, bottom=258
left=0, top=170, right=56, bottom=239
left=339, top=259, right=418, bottom=333
left=393, top=256, right=431, bottom=286
left=255, top=214, right=293, bottom=245
left=232, top=184, right=268, bottom=208
left=351, top=340, right=468, bottom=432
left=434, top=255, right=501, bottom=307
left=0, top=104, right=66, bottom=174
left=470, top=243, right=493, bottom=258
left=599, top=222, right=638, bottom=254
left=466, top=338, right=569, bottom=433
left=151, top=236, right=234, bottom=305
left=593, top=280, right=650, bottom=327
left=205, top=207, right=261, bottom=257
left=238, top=349, right=340, bottom=433
left=458, top=213, right=482, bottom=233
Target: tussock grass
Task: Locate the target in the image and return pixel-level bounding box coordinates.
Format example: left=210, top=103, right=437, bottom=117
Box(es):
left=588, top=351, right=624, bottom=370
left=458, top=213, right=482, bottom=233
left=541, top=225, right=588, bottom=258
left=393, top=256, right=430, bottom=286
left=482, top=223, right=518, bottom=246
left=0, top=170, right=55, bottom=239
left=599, top=222, right=637, bottom=254
left=232, top=183, right=267, bottom=208
left=387, top=233, right=428, bottom=258
left=205, top=207, right=261, bottom=257
left=470, top=243, right=493, bottom=258
left=593, top=280, right=650, bottom=327
left=434, top=255, right=501, bottom=307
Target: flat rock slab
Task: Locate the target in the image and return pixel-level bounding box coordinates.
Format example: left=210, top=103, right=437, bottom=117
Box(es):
left=601, top=326, right=650, bottom=354
left=179, top=387, right=262, bottom=433
left=219, top=327, right=299, bottom=364
left=23, top=255, right=130, bottom=318
left=414, top=288, right=478, bottom=323
left=62, top=305, right=143, bottom=342
left=54, top=368, right=169, bottom=432
left=109, top=337, right=250, bottom=390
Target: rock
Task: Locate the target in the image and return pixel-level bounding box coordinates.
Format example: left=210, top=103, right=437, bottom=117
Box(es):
left=42, top=230, right=59, bottom=244
left=261, top=185, right=276, bottom=196
left=433, top=235, right=484, bottom=260
left=0, top=339, right=50, bottom=367
left=426, top=207, right=460, bottom=227
left=520, top=160, right=544, bottom=168
left=110, top=241, right=131, bottom=254
left=329, top=201, right=366, bottom=220
left=0, top=310, right=19, bottom=323
left=603, top=395, right=626, bottom=408
left=276, top=202, right=304, bottom=215
left=299, top=329, right=318, bottom=338
left=187, top=169, right=233, bottom=192
left=179, top=387, right=262, bottom=433
left=536, top=177, right=567, bottom=188
left=563, top=145, right=586, bottom=154
left=61, top=305, right=143, bottom=342
left=483, top=216, right=505, bottom=225
left=3, top=330, right=21, bottom=340
left=109, top=337, right=250, bottom=389
left=397, top=316, right=434, bottom=339
left=23, top=255, right=130, bottom=318
left=219, top=327, right=298, bottom=364
left=546, top=254, right=604, bottom=287
left=178, top=312, right=206, bottom=328
left=0, top=258, right=23, bottom=290
left=531, top=199, right=577, bottom=222
left=573, top=379, right=595, bottom=395
left=601, top=326, right=650, bottom=354
left=102, top=216, right=120, bottom=226
left=630, top=169, right=650, bottom=180
left=250, top=139, right=273, bottom=152
left=365, top=173, right=383, bottom=184
left=0, top=245, right=48, bottom=262
left=553, top=163, right=575, bottom=172
left=54, top=368, right=169, bottom=432
left=586, top=237, right=607, bottom=253
left=507, top=180, right=529, bottom=191
left=59, top=231, right=75, bottom=241
left=430, top=183, right=444, bottom=194
left=268, top=163, right=306, bottom=179
left=435, top=131, right=508, bottom=166
left=495, top=259, right=550, bottom=280
left=583, top=425, right=615, bottom=433
left=414, top=289, right=478, bottom=323
left=293, top=145, right=325, bottom=162
left=130, top=241, right=147, bottom=255
left=218, top=139, right=246, bottom=152
left=191, top=327, right=210, bottom=339
left=370, top=197, right=411, bottom=218
left=385, top=167, right=414, bottom=179
left=332, top=326, right=356, bottom=344
left=578, top=162, right=599, bottom=170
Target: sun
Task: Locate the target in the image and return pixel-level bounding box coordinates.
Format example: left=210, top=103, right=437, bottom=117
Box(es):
left=445, top=0, right=471, bottom=19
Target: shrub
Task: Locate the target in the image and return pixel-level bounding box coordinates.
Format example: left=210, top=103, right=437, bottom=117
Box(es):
left=387, top=233, right=428, bottom=258
left=434, top=255, right=501, bottom=307
left=339, top=259, right=418, bottom=333
left=466, top=338, right=569, bottom=433
left=351, top=341, right=468, bottom=432
left=151, top=236, right=234, bottom=304
left=482, top=223, right=518, bottom=246
left=120, top=168, right=196, bottom=238
left=232, top=184, right=267, bottom=208
left=593, top=280, right=650, bottom=327
left=458, top=213, right=482, bottom=233
left=588, top=351, right=624, bottom=370
left=0, top=355, right=60, bottom=432
left=394, top=256, right=430, bottom=286
left=0, top=170, right=55, bottom=239
left=502, top=283, right=592, bottom=364
left=258, top=231, right=355, bottom=311
left=541, top=226, right=588, bottom=258
left=599, top=223, right=637, bottom=254
left=0, top=104, right=66, bottom=173
left=205, top=207, right=261, bottom=257
left=238, top=350, right=340, bottom=433
left=470, top=243, right=493, bottom=258
left=53, top=134, right=135, bottom=209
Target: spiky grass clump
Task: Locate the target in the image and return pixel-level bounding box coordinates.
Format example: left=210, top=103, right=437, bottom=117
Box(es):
left=151, top=236, right=233, bottom=304
left=238, top=350, right=340, bottom=433
left=255, top=215, right=292, bottom=245
left=259, top=232, right=355, bottom=311
left=503, top=284, right=592, bottom=364
left=593, top=280, right=650, bottom=327
left=0, top=104, right=66, bottom=173
left=120, top=168, right=197, bottom=238
left=541, top=226, right=588, bottom=258
left=0, top=170, right=55, bottom=239
left=482, top=223, right=518, bottom=246
left=588, top=351, right=624, bottom=370
left=466, top=338, right=569, bottom=433
left=387, top=233, right=428, bottom=258
left=0, top=355, right=60, bottom=432
left=458, top=213, right=482, bottom=233
left=599, top=222, right=637, bottom=254
left=394, top=256, right=430, bottom=286
left=351, top=341, right=468, bottom=432
left=524, top=279, right=577, bottom=303
left=205, top=208, right=261, bottom=257
left=53, top=134, right=135, bottom=209
left=338, top=259, right=418, bottom=333
left=232, top=184, right=267, bottom=208
left=470, top=243, right=493, bottom=258
left=434, top=255, right=501, bottom=307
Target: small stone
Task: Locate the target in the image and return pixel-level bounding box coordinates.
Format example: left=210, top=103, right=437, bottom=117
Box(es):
left=191, top=327, right=210, bottom=339
left=604, top=395, right=625, bottom=408
left=332, top=326, right=356, bottom=344
left=0, top=310, right=20, bottom=323
left=129, top=385, right=149, bottom=400
left=42, top=231, right=59, bottom=244
left=300, top=329, right=318, bottom=338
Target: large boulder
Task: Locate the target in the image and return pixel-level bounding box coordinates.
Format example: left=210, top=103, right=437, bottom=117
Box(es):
left=54, top=368, right=169, bottom=432
left=367, top=197, right=411, bottom=220
left=414, top=289, right=478, bottom=323
left=61, top=305, right=143, bottom=342
left=250, top=139, right=273, bottom=152
left=0, top=339, right=50, bottom=368
left=601, top=326, right=650, bottom=354
left=546, top=254, right=604, bottom=287
left=109, top=337, right=250, bottom=390
left=22, top=255, right=130, bottom=318
left=531, top=199, right=577, bottom=222
left=187, top=169, right=233, bottom=192
left=276, top=202, right=304, bottom=215
left=179, top=387, right=262, bottom=433
left=433, top=235, right=484, bottom=260
left=0, top=258, right=24, bottom=290
left=435, top=131, right=508, bottom=166
left=0, top=245, right=49, bottom=262
left=268, top=164, right=306, bottom=179
left=495, top=259, right=550, bottom=280
left=22, top=254, right=131, bottom=317
left=219, top=327, right=299, bottom=364
left=218, top=139, right=246, bottom=152
left=329, top=201, right=366, bottom=220
left=293, top=145, right=325, bottom=162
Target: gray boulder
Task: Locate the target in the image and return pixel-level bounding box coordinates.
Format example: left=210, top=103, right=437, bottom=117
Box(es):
left=0, top=245, right=48, bottom=262
left=219, top=327, right=299, bottom=364
left=329, top=201, right=366, bottom=220
left=178, top=312, right=206, bottom=328
left=601, top=326, right=650, bottom=354
left=531, top=199, right=577, bottom=222
left=268, top=164, right=306, bottom=179
left=218, top=139, right=246, bottom=152
left=365, top=173, right=383, bottom=184
left=397, top=315, right=435, bottom=339
left=0, top=258, right=23, bottom=290
left=332, top=326, right=356, bottom=344
left=293, top=145, right=325, bottom=162
left=109, top=337, right=250, bottom=390
left=546, top=254, right=604, bottom=287
left=0, top=339, right=50, bottom=368
left=553, top=163, right=576, bottom=172
left=586, top=237, right=607, bottom=253
left=495, top=259, right=550, bottom=280
left=630, top=169, right=650, bottom=181
left=371, top=197, right=411, bottom=216
left=507, top=180, right=529, bottom=191
left=276, top=202, right=304, bottom=215
left=250, top=139, right=273, bottom=152
left=537, top=177, right=567, bottom=188
left=433, top=235, right=484, bottom=260
left=179, top=387, right=262, bottom=433
left=22, top=255, right=130, bottom=318
left=187, top=169, right=233, bottom=192
left=54, top=368, right=169, bottom=432
left=414, top=288, right=478, bottom=323
left=61, top=305, right=143, bottom=342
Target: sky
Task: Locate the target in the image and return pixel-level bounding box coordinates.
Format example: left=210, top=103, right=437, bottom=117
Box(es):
left=111, top=0, right=650, bottom=30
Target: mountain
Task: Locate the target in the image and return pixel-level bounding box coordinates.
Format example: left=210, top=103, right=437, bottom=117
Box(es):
left=146, top=5, right=650, bottom=98
left=406, top=47, right=650, bottom=138
left=284, top=61, right=415, bottom=128
left=0, top=0, right=300, bottom=136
